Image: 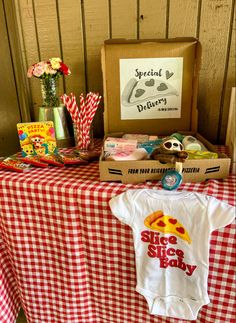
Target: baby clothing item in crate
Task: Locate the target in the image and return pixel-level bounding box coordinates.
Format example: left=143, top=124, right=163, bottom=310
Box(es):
left=122, top=134, right=158, bottom=144
left=138, top=139, right=163, bottom=155
left=104, top=137, right=138, bottom=153
left=187, top=150, right=218, bottom=159
left=182, top=135, right=207, bottom=151
left=109, top=189, right=235, bottom=320
left=122, top=133, right=150, bottom=143
left=105, top=148, right=148, bottom=161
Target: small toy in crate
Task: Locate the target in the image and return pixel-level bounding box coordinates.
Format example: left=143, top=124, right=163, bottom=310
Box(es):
left=151, top=137, right=188, bottom=190
left=151, top=137, right=188, bottom=164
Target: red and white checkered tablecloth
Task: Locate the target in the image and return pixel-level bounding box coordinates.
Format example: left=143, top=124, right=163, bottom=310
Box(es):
left=0, top=144, right=235, bottom=323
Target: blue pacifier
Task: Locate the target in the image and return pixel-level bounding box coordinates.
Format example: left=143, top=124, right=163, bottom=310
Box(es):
left=161, top=170, right=182, bottom=190
left=161, top=162, right=183, bottom=190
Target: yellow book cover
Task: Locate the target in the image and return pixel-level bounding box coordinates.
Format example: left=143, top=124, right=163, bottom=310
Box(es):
left=17, top=121, right=57, bottom=156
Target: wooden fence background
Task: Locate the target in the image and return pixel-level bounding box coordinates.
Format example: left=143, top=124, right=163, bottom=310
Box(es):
left=15, top=0, right=235, bottom=143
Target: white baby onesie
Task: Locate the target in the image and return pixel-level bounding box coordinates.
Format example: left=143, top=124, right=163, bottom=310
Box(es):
left=109, top=189, right=235, bottom=320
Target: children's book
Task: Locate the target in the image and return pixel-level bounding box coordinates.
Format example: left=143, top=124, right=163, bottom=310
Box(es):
left=40, top=154, right=64, bottom=167
left=0, top=157, right=32, bottom=173
left=20, top=156, right=49, bottom=168
left=17, top=121, right=58, bottom=157
left=58, top=153, right=88, bottom=165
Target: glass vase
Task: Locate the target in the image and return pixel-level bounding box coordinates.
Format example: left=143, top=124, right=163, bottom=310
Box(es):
left=40, top=77, right=59, bottom=107
left=73, top=123, right=94, bottom=150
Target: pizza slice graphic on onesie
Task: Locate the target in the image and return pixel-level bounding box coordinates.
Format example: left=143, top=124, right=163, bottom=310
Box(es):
left=144, top=210, right=191, bottom=244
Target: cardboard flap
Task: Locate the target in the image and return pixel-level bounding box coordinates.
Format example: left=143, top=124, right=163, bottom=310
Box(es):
left=104, top=37, right=199, bottom=45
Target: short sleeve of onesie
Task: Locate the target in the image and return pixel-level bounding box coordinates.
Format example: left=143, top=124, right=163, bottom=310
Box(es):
left=109, top=190, right=134, bottom=226
left=206, top=196, right=235, bottom=232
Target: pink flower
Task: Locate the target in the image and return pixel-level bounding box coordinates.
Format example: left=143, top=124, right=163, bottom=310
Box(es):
left=33, top=62, right=47, bottom=77
left=27, top=65, right=35, bottom=78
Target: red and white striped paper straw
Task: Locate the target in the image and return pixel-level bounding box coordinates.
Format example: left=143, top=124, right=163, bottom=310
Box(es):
left=61, top=92, right=101, bottom=150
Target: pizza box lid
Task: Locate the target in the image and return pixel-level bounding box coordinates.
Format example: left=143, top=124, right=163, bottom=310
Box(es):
left=101, top=37, right=201, bottom=136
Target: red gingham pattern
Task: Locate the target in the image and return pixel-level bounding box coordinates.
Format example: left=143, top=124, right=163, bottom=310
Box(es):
left=0, top=142, right=235, bottom=323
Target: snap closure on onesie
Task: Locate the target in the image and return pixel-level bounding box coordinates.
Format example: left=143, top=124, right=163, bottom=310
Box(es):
left=148, top=295, right=205, bottom=320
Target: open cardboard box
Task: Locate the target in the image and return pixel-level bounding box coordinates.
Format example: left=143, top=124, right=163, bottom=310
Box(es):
left=99, top=38, right=230, bottom=184
left=99, top=131, right=230, bottom=184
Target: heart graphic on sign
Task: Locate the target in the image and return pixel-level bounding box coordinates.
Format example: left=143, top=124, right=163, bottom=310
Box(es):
left=166, top=70, right=174, bottom=80
left=145, top=79, right=155, bottom=87
left=135, top=89, right=145, bottom=98
left=157, top=83, right=168, bottom=91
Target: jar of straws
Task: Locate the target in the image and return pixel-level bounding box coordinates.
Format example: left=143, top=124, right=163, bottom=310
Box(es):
left=61, top=92, right=101, bottom=151
left=73, top=122, right=94, bottom=150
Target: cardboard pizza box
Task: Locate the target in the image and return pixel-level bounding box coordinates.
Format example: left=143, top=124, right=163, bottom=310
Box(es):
left=99, top=38, right=230, bottom=184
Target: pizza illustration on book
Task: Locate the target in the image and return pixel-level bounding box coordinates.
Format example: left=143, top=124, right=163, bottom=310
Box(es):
left=17, top=121, right=57, bottom=157
left=122, top=78, right=178, bottom=107
left=144, top=210, right=191, bottom=244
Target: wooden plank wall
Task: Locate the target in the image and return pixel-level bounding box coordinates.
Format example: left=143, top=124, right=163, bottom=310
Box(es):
left=15, top=0, right=235, bottom=143
left=0, top=0, right=22, bottom=155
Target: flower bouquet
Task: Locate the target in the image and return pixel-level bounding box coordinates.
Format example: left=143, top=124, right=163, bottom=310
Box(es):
left=27, top=58, right=71, bottom=107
